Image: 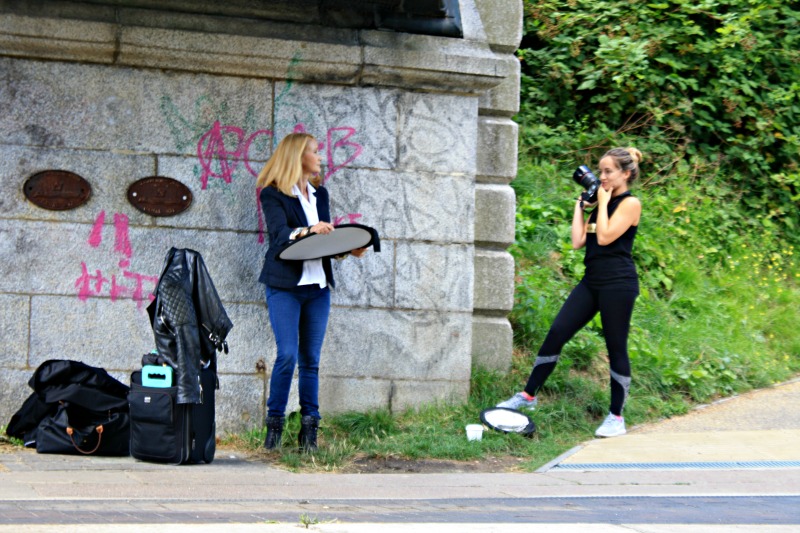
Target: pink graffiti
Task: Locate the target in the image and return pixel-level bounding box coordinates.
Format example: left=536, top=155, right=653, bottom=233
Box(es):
left=75, top=212, right=157, bottom=308
left=197, top=122, right=244, bottom=189
left=75, top=263, right=108, bottom=301
left=198, top=122, right=363, bottom=188
left=324, top=127, right=363, bottom=182
left=114, top=213, right=132, bottom=266
left=243, top=130, right=273, bottom=177
left=88, top=211, right=105, bottom=248
left=76, top=265, right=157, bottom=307
left=196, top=122, right=366, bottom=244
left=111, top=271, right=160, bottom=303
left=197, top=121, right=273, bottom=189
left=291, top=124, right=362, bottom=182
left=333, top=213, right=363, bottom=226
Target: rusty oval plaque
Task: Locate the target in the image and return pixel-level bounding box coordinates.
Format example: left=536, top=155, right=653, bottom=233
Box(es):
left=24, top=170, right=92, bottom=211
left=127, top=176, right=193, bottom=217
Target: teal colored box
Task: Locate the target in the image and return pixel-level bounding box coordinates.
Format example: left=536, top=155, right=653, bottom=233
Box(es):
left=142, top=365, right=173, bottom=388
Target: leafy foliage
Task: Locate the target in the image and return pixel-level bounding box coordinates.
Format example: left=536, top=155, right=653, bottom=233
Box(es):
left=512, top=3, right=799, bottom=411
left=500, top=11, right=800, bottom=437
left=519, top=0, right=800, bottom=235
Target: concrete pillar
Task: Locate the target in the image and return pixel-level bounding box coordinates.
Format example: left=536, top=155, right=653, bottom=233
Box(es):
left=471, top=0, right=522, bottom=372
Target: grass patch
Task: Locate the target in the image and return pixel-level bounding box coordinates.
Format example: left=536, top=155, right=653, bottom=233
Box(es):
left=220, top=134, right=799, bottom=473
left=220, top=367, right=587, bottom=472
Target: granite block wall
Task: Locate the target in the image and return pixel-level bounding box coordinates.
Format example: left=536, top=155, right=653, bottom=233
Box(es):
left=0, top=0, right=522, bottom=433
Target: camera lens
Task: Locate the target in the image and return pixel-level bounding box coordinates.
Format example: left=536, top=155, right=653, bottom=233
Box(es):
left=572, top=165, right=600, bottom=204
left=573, top=165, right=596, bottom=189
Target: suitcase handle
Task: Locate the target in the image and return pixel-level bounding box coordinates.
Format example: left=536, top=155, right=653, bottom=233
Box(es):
left=66, top=425, right=104, bottom=455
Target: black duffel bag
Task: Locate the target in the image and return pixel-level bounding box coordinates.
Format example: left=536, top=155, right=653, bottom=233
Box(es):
left=6, top=360, right=131, bottom=456
left=36, top=401, right=130, bottom=456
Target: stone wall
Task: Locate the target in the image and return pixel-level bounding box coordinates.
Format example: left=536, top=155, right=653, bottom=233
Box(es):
left=0, top=0, right=521, bottom=433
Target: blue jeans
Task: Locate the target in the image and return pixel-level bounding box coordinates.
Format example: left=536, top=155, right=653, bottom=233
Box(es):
left=265, top=284, right=330, bottom=419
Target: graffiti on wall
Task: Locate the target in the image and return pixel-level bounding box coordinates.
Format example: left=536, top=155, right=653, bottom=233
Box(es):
left=160, top=53, right=367, bottom=243
left=74, top=210, right=158, bottom=308
left=160, top=96, right=271, bottom=192
left=196, top=122, right=272, bottom=190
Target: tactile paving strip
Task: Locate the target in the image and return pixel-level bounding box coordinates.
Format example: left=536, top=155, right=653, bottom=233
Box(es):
left=552, top=461, right=800, bottom=470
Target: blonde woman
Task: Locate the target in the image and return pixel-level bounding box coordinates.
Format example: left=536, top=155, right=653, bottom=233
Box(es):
left=256, top=133, right=366, bottom=452
left=497, top=147, right=643, bottom=438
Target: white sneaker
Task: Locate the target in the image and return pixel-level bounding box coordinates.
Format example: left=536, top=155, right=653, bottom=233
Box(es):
left=595, top=413, right=626, bottom=438
left=496, top=392, right=537, bottom=411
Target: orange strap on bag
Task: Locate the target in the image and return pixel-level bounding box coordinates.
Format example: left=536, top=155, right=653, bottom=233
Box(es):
left=66, top=425, right=104, bottom=455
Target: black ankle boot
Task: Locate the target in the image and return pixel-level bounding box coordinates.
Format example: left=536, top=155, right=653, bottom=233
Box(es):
left=297, top=415, right=319, bottom=452
left=264, top=416, right=284, bottom=450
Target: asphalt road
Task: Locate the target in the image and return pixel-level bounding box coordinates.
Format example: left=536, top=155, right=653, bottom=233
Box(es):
left=1, top=379, right=799, bottom=530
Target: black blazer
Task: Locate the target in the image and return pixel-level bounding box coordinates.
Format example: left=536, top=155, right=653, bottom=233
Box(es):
left=258, top=184, right=335, bottom=289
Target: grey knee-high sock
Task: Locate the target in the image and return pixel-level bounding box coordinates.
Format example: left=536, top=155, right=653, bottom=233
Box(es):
left=524, top=354, right=560, bottom=396
left=609, top=368, right=631, bottom=416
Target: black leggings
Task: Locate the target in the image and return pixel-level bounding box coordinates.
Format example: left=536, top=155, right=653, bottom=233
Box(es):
left=524, top=281, right=638, bottom=416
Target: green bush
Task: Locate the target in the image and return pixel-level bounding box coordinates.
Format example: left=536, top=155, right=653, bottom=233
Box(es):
left=511, top=3, right=799, bottom=413
left=520, top=0, right=800, bottom=235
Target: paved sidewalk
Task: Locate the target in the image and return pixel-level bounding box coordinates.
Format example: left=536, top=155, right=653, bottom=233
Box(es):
left=1, top=379, right=799, bottom=529
left=551, top=378, right=800, bottom=470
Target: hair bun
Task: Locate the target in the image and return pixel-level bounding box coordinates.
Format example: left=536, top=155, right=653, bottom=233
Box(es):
left=626, top=147, right=643, bottom=165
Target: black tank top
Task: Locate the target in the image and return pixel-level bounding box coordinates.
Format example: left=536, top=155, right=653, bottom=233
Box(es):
left=583, top=191, right=639, bottom=292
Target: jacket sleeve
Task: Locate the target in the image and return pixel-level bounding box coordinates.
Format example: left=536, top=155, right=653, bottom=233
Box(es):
left=260, top=187, right=303, bottom=251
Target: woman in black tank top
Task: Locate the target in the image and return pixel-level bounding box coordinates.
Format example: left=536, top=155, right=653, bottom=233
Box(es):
left=497, top=147, right=643, bottom=438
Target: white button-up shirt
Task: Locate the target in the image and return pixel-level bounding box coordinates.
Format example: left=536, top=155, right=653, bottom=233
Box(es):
left=292, top=183, right=327, bottom=288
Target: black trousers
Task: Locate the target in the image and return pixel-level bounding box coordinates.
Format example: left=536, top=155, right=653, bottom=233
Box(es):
left=524, top=280, right=638, bottom=416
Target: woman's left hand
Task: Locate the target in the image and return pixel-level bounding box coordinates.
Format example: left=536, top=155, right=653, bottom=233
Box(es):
left=350, top=247, right=368, bottom=258
left=597, top=184, right=612, bottom=205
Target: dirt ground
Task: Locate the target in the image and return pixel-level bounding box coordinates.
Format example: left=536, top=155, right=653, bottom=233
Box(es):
left=0, top=438, right=19, bottom=452
left=235, top=446, right=530, bottom=474
left=337, top=454, right=529, bottom=474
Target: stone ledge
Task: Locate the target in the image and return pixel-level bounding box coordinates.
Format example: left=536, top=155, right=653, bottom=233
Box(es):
left=0, top=14, right=115, bottom=63
left=118, top=26, right=362, bottom=83
left=0, top=12, right=512, bottom=94
left=360, top=30, right=512, bottom=93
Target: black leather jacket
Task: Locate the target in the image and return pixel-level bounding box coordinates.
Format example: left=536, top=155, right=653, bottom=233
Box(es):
left=147, top=248, right=233, bottom=404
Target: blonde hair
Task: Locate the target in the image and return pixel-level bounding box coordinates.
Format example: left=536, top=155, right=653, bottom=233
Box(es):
left=602, top=147, right=643, bottom=182
left=256, top=133, right=321, bottom=195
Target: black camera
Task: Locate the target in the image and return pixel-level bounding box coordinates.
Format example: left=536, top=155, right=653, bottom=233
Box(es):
left=573, top=165, right=600, bottom=205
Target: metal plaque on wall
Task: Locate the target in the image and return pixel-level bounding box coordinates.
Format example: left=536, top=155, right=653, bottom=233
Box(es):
left=127, top=176, right=193, bottom=217
left=24, top=170, right=92, bottom=210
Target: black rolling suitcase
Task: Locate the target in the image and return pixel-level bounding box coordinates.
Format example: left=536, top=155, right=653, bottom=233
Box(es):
left=128, top=367, right=216, bottom=464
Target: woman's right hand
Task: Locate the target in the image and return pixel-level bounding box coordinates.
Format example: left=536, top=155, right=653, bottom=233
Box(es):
left=310, top=222, right=335, bottom=235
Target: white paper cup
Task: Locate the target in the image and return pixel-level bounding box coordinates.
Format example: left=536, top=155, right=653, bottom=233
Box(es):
left=465, top=424, right=484, bottom=441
